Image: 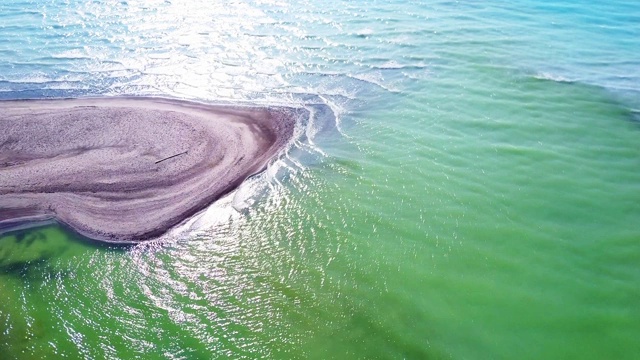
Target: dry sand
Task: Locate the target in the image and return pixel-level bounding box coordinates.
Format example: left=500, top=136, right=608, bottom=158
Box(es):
left=0, top=97, right=298, bottom=244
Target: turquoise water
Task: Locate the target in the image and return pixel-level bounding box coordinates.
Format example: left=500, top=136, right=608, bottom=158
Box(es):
left=1, top=0, right=640, bottom=359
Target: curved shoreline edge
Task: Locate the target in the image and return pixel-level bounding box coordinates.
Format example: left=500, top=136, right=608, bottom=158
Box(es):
left=0, top=97, right=301, bottom=244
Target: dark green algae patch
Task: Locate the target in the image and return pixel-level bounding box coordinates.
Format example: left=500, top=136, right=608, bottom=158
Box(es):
left=0, top=223, right=124, bottom=275
left=0, top=224, right=99, bottom=358
left=0, top=223, right=142, bottom=358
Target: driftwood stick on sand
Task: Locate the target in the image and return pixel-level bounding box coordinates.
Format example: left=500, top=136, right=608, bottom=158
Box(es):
left=0, top=97, right=300, bottom=244
left=155, top=151, right=188, bottom=164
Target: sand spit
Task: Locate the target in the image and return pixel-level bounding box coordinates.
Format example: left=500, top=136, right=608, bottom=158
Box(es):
left=0, top=97, right=298, bottom=244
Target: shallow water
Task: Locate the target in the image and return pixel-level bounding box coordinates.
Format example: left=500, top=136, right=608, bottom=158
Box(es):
left=1, top=0, right=639, bottom=359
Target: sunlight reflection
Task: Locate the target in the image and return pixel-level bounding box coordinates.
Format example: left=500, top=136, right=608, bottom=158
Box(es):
left=98, top=0, right=292, bottom=102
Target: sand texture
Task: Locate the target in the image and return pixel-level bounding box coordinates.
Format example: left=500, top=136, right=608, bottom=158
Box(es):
left=0, top=97, right=298, bottom=243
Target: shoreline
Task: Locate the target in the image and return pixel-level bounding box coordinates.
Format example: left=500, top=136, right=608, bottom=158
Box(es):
left=0, top=97, right=300, bottom=244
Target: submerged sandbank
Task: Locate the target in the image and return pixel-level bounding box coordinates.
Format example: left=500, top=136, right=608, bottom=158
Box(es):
left=0, top=97, right=298, bottom=244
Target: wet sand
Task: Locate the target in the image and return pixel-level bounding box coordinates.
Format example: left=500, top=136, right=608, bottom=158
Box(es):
left=0, top=97, right=298, bottom=244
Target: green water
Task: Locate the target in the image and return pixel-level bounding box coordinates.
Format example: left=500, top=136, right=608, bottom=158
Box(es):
left=1, top=68, right=639, bottom=359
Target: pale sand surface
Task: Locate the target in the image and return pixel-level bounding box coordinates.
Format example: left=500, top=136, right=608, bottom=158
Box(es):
left=0, top=97, right=298, bottom=243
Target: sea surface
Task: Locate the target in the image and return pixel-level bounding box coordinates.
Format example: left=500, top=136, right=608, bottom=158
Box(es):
left=1, top=0, right=639, bottom=359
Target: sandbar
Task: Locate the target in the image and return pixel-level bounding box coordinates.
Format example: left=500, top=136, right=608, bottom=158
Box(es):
left=0, top=97, right=299, bottom=244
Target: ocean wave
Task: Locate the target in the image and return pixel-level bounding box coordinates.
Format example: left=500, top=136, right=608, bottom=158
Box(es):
left=532, top=72, right=574, bottom=83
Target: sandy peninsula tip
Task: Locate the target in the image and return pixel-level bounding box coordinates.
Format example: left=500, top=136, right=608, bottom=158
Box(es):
left=0, top=97, right=299, bottom=244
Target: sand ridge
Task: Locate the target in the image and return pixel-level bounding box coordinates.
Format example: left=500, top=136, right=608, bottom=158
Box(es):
left=0, top=97, right=299, bottom=243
